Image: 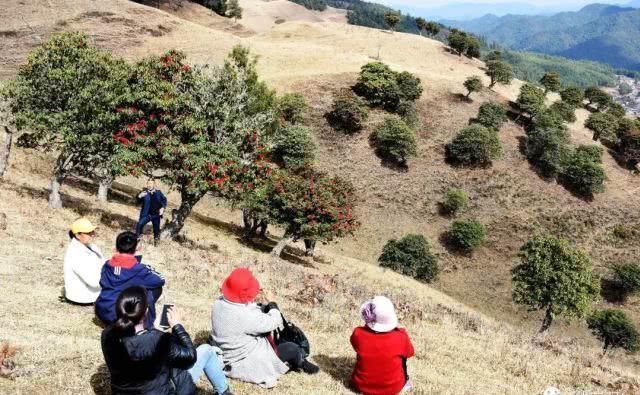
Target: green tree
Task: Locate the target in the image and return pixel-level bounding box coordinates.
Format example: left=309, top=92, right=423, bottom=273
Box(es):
left=612, top=263, right=640, bottom=299
left=372, top=117, right=418, bottom=164
left=353, top=62, right=422, bottom=112
left=584, top=86, right=612, bottom=111
left=266, top=168, right=360, bottom=256
left=446, top=124, right=502, bottom=167
left=550, top=101, right=577, bottom=123
left=560, top=86, right=584, bottom=107
left=485, top=60, right=513, bottom=88
left=540, top=71, right=561, bottom=95
left=484, top=50, right=502, bottom=62
left=525, top=127, right=571, bottom=178
left=620, top=130, right=640, bottom=166
left=607, top=102, right=626, bottom=119
left=384, top=11, right=401, bottom=31
left=587, top=309, right=639, bottom=353
left=6, top=32, right=129, bottom=208
left=465, top=36, right=481, bottom=59
left=574, top=144, right=603, bottom=163
left=114, top=50, right=274, bottom=239
left=585, top=112, right=618, bottom=142
left=379, top=234, right=439, bottom=282
left=619, top=82, right=633, bottom=96
left=271, top=125, right=316, bottom=169
left=463, top=76, right=483, bottom=99
left=226, top=0, right=242, bottom=21
left=512, top=235, right=600, bottom=333
left=448, top=220, right=486, bottom=252
left=475, top=102, right=508, bottom=130
left=326, top=91, right=369, bottom=133
left=440, top=188, right=469, bottom=216
left=516, top=83, right=545, bottom=120
left=448, top=30, right=468, bottom=56
left=425, top=21, right=440, bottom=37
left=559, top=149, right=606, bottom=197
left=415, top=17, right=426, bottom=36
left=276, top=93, right=307, bottom=125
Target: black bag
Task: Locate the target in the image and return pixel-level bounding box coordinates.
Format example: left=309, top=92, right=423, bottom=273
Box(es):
left=273, top=313, right=310, bottom=357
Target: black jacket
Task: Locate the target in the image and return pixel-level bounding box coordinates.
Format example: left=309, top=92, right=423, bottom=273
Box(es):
left=101, top=324, right=197, bottom=395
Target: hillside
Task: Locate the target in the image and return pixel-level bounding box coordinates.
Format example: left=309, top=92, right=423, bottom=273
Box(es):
left=2, top=0, right=640, bottom=392
left=446, top=4, right=640, bottom=70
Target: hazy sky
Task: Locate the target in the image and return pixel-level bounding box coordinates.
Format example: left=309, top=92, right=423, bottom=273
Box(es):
left=377, top=0, right=622, bottom=8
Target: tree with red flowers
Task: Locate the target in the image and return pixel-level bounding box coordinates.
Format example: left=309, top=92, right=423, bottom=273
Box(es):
left=265, top=167, right=360, bottom=257
left=113, top=49, right=274, bottom=239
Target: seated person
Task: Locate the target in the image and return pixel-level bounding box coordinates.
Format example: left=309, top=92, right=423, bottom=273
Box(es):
left=63, top=218, right=104, bottom=305
left=95, top=231, right=165, bottom=327
left=210, top=268, right=319, bottom=388
left=351, top=296, right=415, bottom=395
left=101, top=286, right=232, bottom=395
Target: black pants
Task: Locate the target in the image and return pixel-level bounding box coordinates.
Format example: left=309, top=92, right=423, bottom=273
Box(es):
left=136, top=215, right=161, bottom=240
left=277, top=342, right=305, bottom=369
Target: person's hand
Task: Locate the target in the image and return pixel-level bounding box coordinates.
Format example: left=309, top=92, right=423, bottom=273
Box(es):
left=167, top=306, right=181, bottom=329
left=159, top=208, right=165, bottom=217
left=138, top=191, right=148, bottom=198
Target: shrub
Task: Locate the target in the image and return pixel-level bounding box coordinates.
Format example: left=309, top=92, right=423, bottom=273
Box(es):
left=620, top=130, right=640, bottom=166
left=475, top=102, right=508, bottom=130
left=587, top=309, right=639, bottom=353
left=372, top=117, right=418, bottom=164
left=616, top=118, right=637, bottom=138
left=607, top=102, right=627, bottom=119
left=612, top=263, right=640, bottom=296
left=448, top=220, right=486, bottom=251
left=585, top=86, right=612, bottom=110
left=465, top=36, right=481, bottom=59
left=512, top=235, right=600, bottom=333
left=446, top=124, right=502, bottom=167
left=550, top=101, right=577, bottom=123
left=574, top=144, right=603, bottom=163
left=448, top=30, right=468, bottom=56
left=532, top=109, right=568, bottom=132
left=559, top=149, right=605, bottom=197
left=378, top=234, right=439, bottom=282
left=353, top=62, right=422, bottom=112
left=271, top=125, right=316, bottom=169
left=326, top=92, right=369, bottom=133
left=396, top=100, right=419, bottom=129
left=485, top=60, right=513, bottom=88
left=464, top=76, right=483, bottom=99
left=516, top=83, right=545, bottom=119
left=560, top=86, right=584, bottom=107
left=540, top=71, right=561, bottom=94
left=619, top=82, right=633, bottom=96
left=440, top=188, right=469, bottom=215
left=585, top=112, right=618, bottom=142
left=525, top=127, right=571, bottom=178
left=277, top=93, right=307, bottom=124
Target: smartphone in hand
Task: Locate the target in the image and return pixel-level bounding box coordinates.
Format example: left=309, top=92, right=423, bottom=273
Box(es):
left=159, top=304, right=174, bottom=329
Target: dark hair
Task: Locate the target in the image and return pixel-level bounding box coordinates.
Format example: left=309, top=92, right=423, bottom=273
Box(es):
left=113, top=286, right=148, bottom=334
left=69, top=230, right=76, bottom=240
left=116, top=231, right=138, bottom=254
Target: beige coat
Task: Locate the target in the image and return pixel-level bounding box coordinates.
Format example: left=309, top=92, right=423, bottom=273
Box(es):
left=211, top=297, right=288, bottom=388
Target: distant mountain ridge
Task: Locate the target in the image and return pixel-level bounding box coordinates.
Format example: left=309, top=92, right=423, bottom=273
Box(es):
left=444, top=3, right=640, bottom=70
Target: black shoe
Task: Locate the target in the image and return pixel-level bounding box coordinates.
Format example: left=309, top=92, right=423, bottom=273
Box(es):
left=301, top=359, right=320, bottom=375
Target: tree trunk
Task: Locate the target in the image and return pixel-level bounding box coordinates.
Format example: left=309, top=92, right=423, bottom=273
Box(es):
left=97, top=176, right=113, bottom=202
left=258, top=220, right=268, bottom=238
left=271, top=234, right=294, bottom=257
left=48, top=172, right=64, bottom=209
left=304, top=239, right=316, bottom=257
left=539, top=308, right=554, bottom=334
left=241, top=209, right=260, bottom=239
left=159, top=190, right=203, bottom=240
left=0, top=125, right=12, bottom=178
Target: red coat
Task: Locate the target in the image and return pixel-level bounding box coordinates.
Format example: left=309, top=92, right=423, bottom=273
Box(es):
left=350, top=326, right=415, bottom=395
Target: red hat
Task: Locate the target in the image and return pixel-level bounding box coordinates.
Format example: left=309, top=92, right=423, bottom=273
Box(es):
left=221, top=268, right=260, bottom=303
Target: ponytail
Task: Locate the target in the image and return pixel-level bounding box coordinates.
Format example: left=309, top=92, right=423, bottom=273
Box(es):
left=113, top=286, right=148, bottom=335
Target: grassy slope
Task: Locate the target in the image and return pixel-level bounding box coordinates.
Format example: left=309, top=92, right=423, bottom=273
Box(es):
left=1, top=0, right=640, bottom=392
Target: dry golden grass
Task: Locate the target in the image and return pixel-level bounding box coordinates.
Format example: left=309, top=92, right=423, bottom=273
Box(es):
left=3, top=1, right=640, bottom=392
left=1, top=148, right=639, bottom=394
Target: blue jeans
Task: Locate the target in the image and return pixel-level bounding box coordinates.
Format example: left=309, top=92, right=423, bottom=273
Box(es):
left=188, top=344, right=228, bottom=394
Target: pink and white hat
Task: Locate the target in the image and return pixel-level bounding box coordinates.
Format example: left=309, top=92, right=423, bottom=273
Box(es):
left=360, top=296, right=398, bottom=333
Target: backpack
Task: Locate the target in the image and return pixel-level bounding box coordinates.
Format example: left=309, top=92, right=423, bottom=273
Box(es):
left=273, top=313, right=310, bottom=357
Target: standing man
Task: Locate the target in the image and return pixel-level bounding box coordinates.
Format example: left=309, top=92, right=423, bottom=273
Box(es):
left=135, top=179, right=167, bottom=243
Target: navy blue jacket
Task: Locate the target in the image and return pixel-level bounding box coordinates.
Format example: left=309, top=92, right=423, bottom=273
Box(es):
left=138, top=190, right=167, bottom=219
left=95, top=254, right=165, bottom=326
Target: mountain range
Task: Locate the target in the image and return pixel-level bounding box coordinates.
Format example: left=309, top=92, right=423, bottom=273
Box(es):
left=443, top=3, right=640, bottom=70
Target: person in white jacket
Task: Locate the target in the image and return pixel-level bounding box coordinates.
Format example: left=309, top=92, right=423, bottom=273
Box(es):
left=63, top=218, right=105, bottom=305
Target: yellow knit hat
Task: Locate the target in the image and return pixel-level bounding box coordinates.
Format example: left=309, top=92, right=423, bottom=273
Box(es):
left=70, top=218, right=97, bottom=235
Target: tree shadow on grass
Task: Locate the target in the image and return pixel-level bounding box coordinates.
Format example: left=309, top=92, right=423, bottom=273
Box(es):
left=438, top=231, right=474, bottom=257
left=90, top=363, right=110, bottom=395
left=313, top=354, right=355, bottom=391
left=600, top=278, right=628, bottom=305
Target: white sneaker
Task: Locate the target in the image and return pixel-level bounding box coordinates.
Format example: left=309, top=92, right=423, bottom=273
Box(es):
left=401, top=380, right=413, bottom=393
